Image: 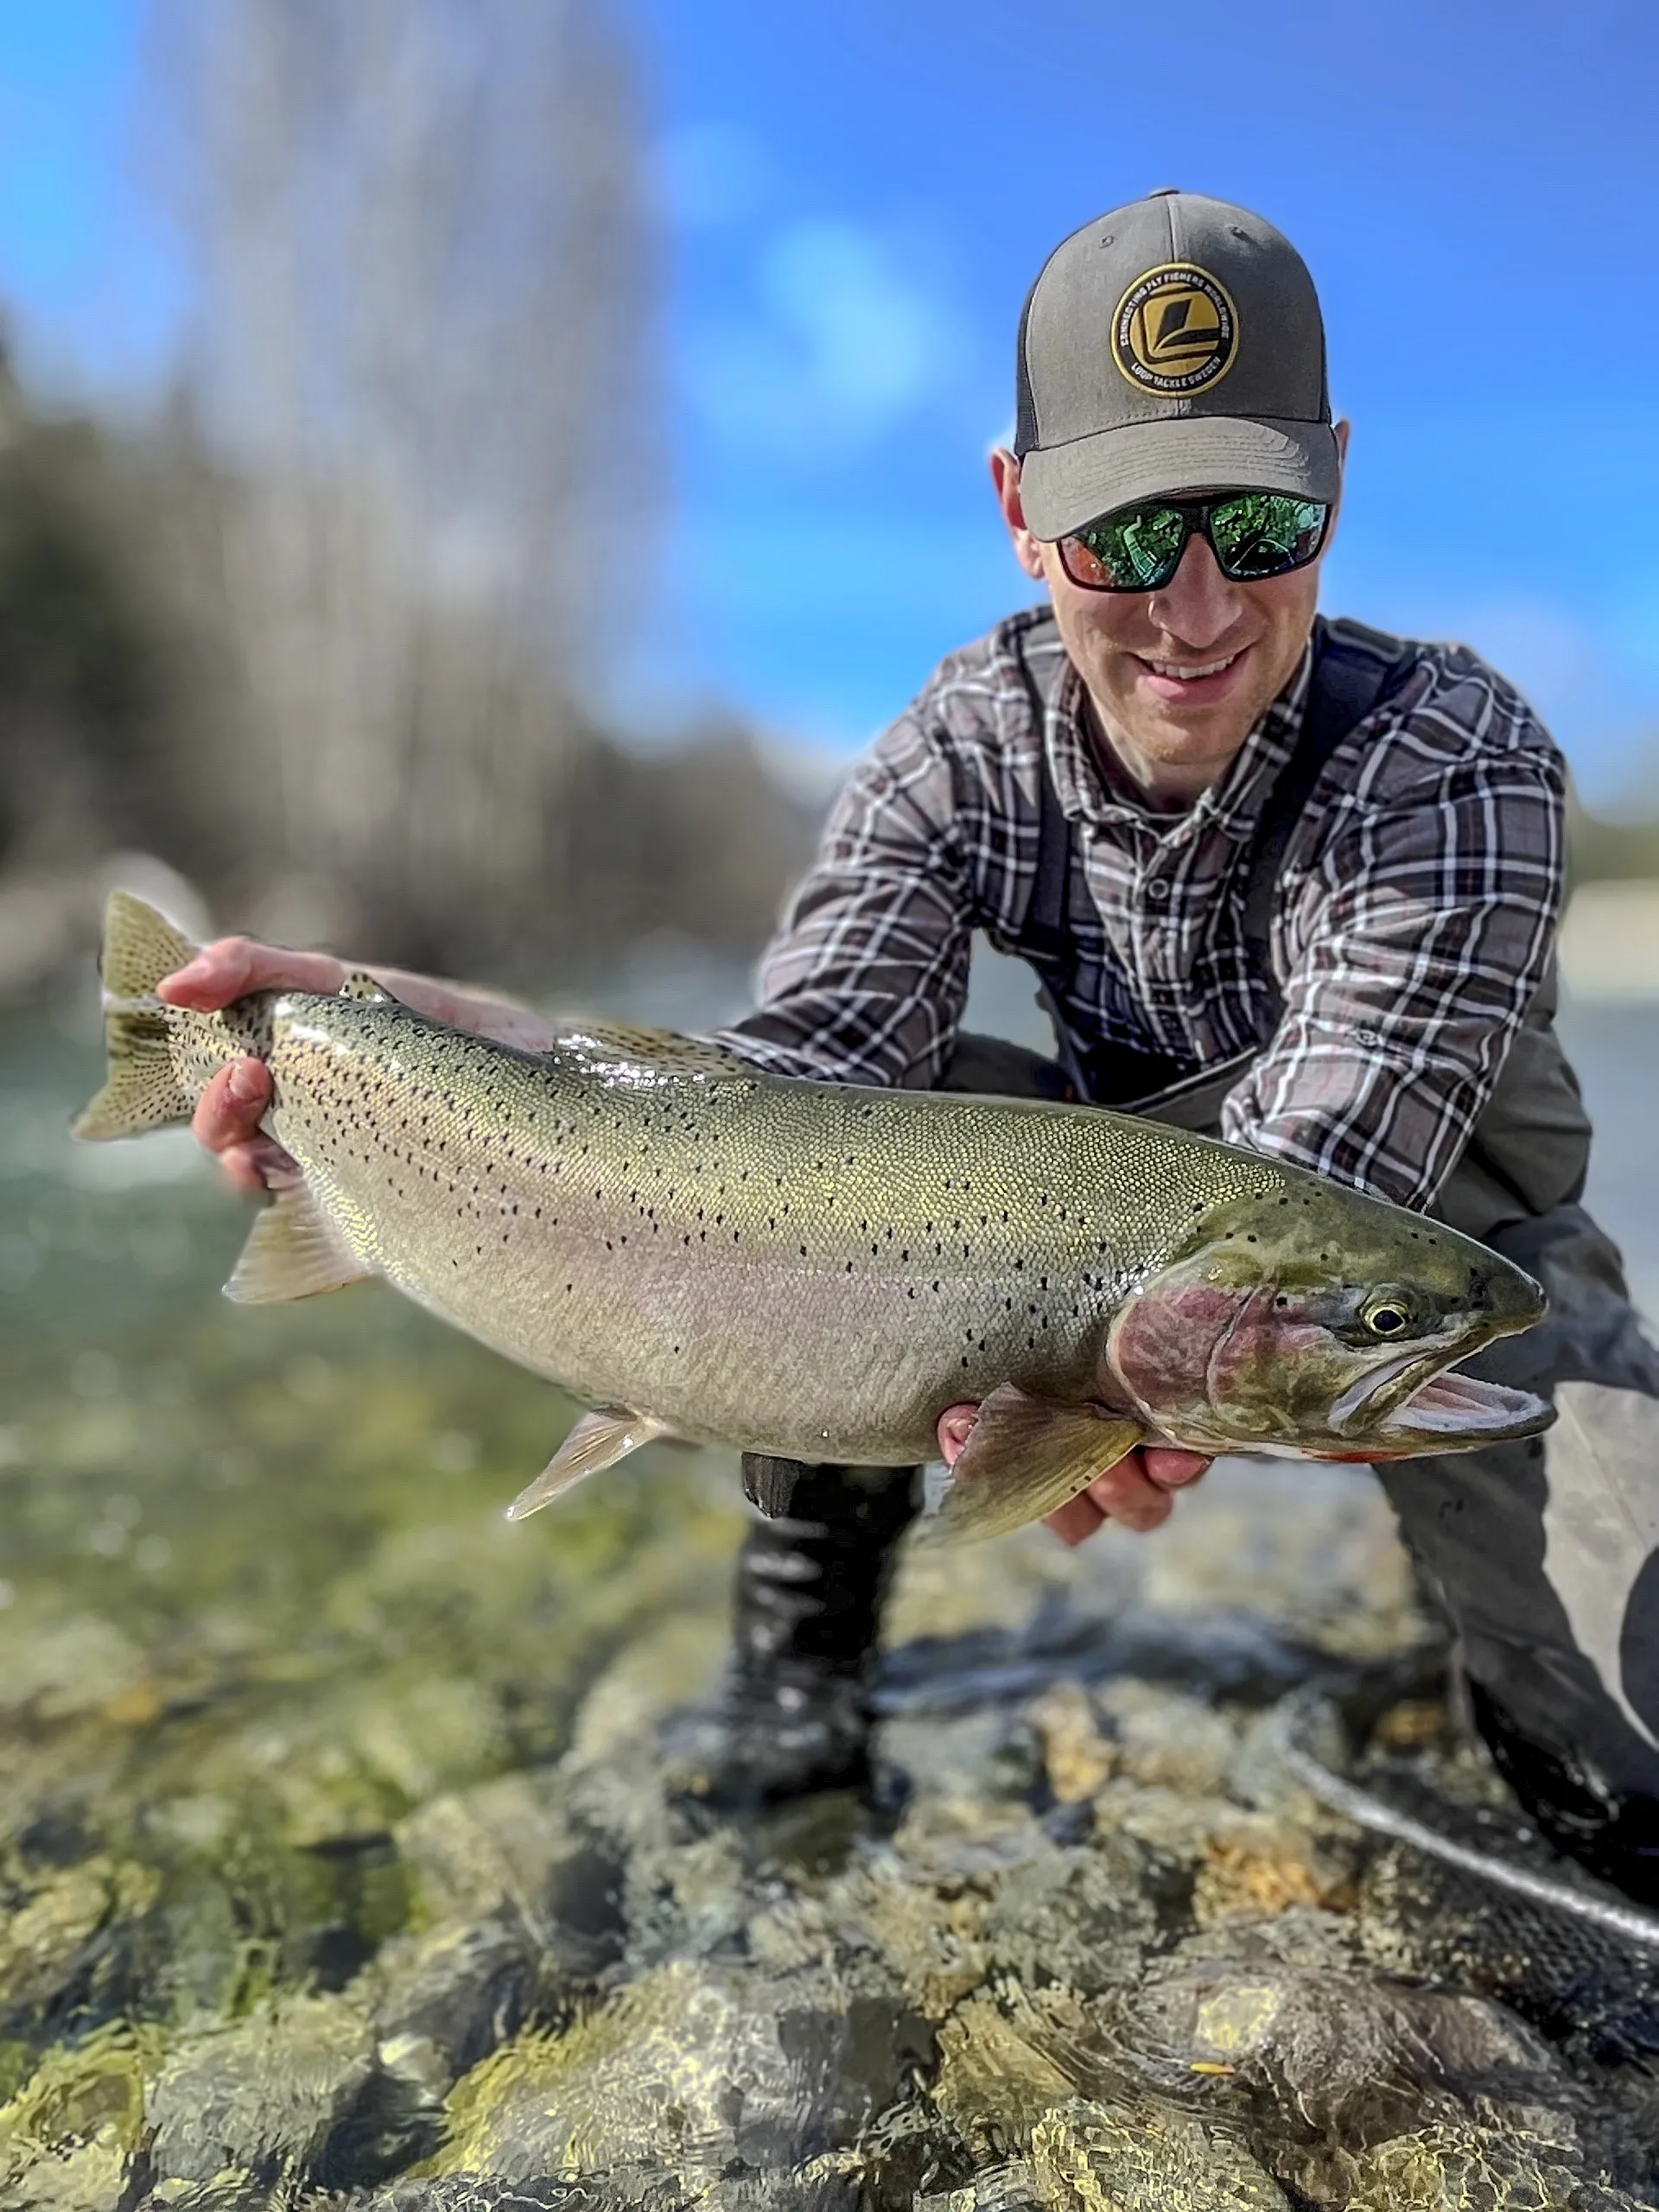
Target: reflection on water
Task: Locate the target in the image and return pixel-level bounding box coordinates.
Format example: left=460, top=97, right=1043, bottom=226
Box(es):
left=3, top=983, right=1659, bottom=2202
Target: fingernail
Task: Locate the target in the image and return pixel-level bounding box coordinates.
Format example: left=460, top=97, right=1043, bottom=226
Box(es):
left=227, top=1060, right=264, bottom=1103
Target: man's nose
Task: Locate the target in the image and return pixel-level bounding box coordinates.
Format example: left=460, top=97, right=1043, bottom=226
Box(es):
left=1146, top=532, right=1241, bottom=646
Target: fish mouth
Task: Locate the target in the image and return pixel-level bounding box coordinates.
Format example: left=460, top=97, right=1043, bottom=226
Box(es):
left=1331, top=1348, right=1552, bottom=1448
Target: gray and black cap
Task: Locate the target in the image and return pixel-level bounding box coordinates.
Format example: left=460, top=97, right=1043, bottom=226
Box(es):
left=1014, top=188, right=1339, bottom=540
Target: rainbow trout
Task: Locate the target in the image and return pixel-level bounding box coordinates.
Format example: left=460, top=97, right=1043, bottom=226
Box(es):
left=75, top=892, right=1552, bottom=1540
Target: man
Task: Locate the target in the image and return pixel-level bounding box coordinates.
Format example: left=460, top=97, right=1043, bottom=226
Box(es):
left=170, top=191, right=1659, bottom=1899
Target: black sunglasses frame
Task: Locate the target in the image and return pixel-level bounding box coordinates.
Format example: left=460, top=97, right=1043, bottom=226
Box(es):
left=1054, top=491, right=1332, bottom=594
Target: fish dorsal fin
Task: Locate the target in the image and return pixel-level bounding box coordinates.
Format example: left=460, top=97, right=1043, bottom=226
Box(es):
left=225, top=1180, right=378, bottom=1304
left=338, top=969, right=390, bottom=1004
left=505, top=1407, right=671, bottom=1522
left=927, top=1386, right=1146, bottom=1544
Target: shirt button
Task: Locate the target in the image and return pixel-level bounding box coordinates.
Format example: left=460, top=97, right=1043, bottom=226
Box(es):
left=1145, top=878, right=1170, bottom=902
left=1352, top=1027, right=1382, bottom=1048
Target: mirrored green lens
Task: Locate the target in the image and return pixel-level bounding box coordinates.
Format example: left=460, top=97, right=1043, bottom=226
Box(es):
left=1207, top=493, right=1328, bottom=580
left=1071, top=503, right=1188, bottom=589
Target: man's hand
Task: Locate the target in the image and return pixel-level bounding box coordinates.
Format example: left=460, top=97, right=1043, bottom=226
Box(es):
left=156, top=936, right=564, bottom=1197
left=158, top=938, right=346, bottom=1195
left=935, top=1402, right=1211, bottom=1541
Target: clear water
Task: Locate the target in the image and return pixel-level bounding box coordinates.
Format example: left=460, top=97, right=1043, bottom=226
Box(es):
left=3, top=981, right=1657, bottom=2203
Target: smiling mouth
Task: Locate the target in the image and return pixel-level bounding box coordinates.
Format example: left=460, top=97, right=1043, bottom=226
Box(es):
left=1137, top=646, right=1246, bottom=683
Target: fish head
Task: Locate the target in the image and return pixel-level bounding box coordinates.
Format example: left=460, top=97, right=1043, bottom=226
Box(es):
left=1104, top=1179, right=1551, bottom=1459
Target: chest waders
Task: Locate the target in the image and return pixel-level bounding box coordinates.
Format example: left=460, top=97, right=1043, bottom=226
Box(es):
left=715, top=623, right=1659, bottom=1889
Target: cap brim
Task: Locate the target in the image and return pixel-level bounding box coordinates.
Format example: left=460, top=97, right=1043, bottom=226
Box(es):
left=1019, top=416, right=1340, bottom=540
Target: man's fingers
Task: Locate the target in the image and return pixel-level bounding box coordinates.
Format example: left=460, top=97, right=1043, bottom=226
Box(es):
left=218, top=1141, right=283, bottom=1198
left=1043, top=1491, right=1107, bottom=1546
left=1141, top=1447, right=1212, bottom=1490
left=158, top=937, right=346, bottom=1011
left=936, top=1402, right=979, bottom=1467
left=192, top=1060, right=272, bottom=1153
left=1087, top=1457, right=1177, bottom=1532
left=1043, top=1444, right=1198, bottom=1546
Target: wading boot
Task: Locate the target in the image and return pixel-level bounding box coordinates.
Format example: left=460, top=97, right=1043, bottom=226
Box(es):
left=671, top=1458, right=919, bottom=1812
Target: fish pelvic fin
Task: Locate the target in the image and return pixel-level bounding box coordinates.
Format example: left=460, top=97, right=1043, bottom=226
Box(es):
left=926, top=1385, right=1146, bottom=1544
left=226, top=1179, right=377, bottom=1303
left=73, top=891, right=203, bottom=1142
left=505, top=1407, right=671, bottom=1522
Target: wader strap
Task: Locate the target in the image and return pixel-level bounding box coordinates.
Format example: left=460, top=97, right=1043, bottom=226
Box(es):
left=1014, top=613, right=1072, bottom=968
left=1011, top=613, right=1095, bottom=1098
left=1240, top=615, right=1419, bottom=1020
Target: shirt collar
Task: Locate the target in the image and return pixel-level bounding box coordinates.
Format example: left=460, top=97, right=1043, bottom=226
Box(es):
left=1045, top=631, right=1317, bottom=843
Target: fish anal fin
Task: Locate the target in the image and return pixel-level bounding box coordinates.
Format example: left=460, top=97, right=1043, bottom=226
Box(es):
left=928, top=1385, right=1146, bottom=1544
left=225, top=1180, right=377, bottom=1304
left=505, top=1407, right=671, bottom=1522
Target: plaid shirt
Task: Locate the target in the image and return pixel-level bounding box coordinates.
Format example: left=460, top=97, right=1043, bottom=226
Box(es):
left=720, top=607, right=1566, bottom=1212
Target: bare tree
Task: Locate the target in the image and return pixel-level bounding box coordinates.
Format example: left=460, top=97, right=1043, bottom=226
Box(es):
left=141, top=0, right=658, bottom=970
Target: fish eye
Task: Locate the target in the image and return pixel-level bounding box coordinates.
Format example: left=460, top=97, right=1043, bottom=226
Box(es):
left=1362, top=1294, right=1414, bottom=1337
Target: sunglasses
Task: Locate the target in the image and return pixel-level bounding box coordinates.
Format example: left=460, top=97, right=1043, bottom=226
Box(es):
left=1056, top=490, right=1331, bottom=593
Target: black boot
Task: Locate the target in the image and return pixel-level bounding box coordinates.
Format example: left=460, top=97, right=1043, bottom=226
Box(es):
left=671, top=1458, right=919, bottom=1811
left=1468, top=1676, right=1659, bottom=1907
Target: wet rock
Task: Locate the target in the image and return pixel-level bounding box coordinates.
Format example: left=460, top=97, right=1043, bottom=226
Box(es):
left=915, top=2164, right=1045, bottom=2212
left=0, top=1853, right=160, bottom=2046
left=1030, top=2094, right=1292, bottom=2210
left=1325, top=2120, right=1648, bottom=2211
left=1190, top=1811, right=1354, bottom=1926
left=0, top=2022, right=160, bottom=2212
left=145, top=1990, right=383, bottom=2190
left=932, top=1983, right=1116, bottom=2149
left=1092, top=1680, right=1240, bottom=1798
left=358, top=2181, right=691, bottom=2210
left=1024, top=1681, right=1115, bottom=1807
left=434, top=1957, right=932, bottom=2186
left=979, top=1838, right=1166, bottom=1999
left=817, top=1854, right=990, bottom=2019
left=394, top=1777, right=625, bottom=1987
left=1128, top=1959, right=1575, bottom=2146
left=367, top=1911, right=548, bottom=2099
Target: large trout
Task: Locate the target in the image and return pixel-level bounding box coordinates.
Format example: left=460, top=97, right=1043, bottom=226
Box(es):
left=76, top=892, right=1552, bottom=1540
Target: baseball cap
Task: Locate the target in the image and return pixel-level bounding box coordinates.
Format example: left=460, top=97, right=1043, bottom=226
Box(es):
left=1013, top=189, right=1339, bottom=541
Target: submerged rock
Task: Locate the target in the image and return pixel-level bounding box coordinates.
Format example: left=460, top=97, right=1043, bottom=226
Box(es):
left=144, top=1991, right=380, bottom=2188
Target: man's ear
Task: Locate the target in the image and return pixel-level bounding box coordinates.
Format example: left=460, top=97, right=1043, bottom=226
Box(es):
left=989, top=446, right=1047, bottom=582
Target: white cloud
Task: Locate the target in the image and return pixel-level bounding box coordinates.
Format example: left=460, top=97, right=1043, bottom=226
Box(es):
left=683, top=218, right=967, bottom=458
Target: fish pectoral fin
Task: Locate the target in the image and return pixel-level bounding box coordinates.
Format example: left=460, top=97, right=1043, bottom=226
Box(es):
left=505, top=1407, right=671, bottom=1522
left=224, top=1181, right=377, bottom=1304
left=927, top=1385, right=1146, bottom=1544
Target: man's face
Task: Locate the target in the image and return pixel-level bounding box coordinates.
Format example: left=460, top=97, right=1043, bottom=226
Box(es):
left=991, top=439, right=1345, bottom=798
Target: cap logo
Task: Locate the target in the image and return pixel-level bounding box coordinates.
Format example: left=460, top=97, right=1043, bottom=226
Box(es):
left=1112, top=263, right=1238, bottom=396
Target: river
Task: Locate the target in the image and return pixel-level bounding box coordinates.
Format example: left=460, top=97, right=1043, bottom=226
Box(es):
left=2, top=976, right=1657, bottom=2206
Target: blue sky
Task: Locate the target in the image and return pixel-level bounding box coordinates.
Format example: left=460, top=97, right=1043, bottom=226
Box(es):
left=2, top=0, right=1656, bottom=802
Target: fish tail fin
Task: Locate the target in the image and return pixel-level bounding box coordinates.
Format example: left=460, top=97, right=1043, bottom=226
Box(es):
left=73, top=891, right=201, bottom=1141
left=99, top=887, right=200, bottom=1000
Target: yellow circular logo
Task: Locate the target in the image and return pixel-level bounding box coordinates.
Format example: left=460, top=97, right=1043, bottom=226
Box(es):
left=1112, top=263, right=1238, bottom=396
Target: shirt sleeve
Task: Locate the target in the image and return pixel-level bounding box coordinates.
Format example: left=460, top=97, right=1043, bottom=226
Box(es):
left=713, top=706, right=974, bottom=1088
left=1218, top=733, right=1566, bottom=1211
